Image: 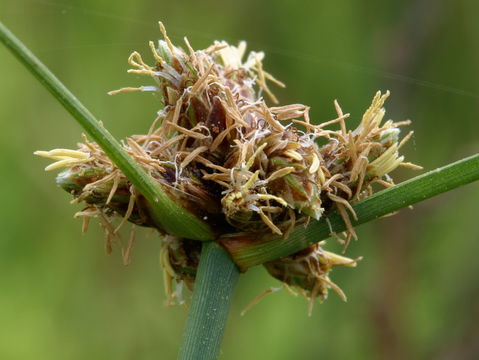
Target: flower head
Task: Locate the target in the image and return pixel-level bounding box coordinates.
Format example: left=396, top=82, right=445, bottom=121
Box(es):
left=35, top=22, right=420, bottom=312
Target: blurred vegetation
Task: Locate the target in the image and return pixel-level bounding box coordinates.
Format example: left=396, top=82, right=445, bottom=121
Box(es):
left=1, top=0, right=478, bottom=359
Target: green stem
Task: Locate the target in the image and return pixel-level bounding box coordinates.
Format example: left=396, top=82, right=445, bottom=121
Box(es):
left=0, top=20, right=213, bottom=241
left=178, top=242, right=240, bottom=360
left=220, top=153, right=479, bottom=270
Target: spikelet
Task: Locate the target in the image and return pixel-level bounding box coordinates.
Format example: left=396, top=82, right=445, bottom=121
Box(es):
left=264, top=242, right=362, bottom=316
left=160, top=236, right=201, bottom=307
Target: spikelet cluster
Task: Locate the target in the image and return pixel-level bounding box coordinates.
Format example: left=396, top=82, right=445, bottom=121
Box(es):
left=35, top=23, right=420, bottom=311
left=263, top=242, right=361, bottom=316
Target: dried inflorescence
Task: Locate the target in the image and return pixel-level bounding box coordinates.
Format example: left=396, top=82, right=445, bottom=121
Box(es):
left=35, top=23, right=420, bottom=312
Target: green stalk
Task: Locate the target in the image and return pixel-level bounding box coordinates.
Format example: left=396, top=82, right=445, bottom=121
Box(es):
left=0, top=20, right=214, bottom=241
left=178, top=242, right=240, bottom=360
left=220, top=153, right=479, bottom=270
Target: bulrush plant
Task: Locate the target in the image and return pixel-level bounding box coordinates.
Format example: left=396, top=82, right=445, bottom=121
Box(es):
left=35, top=23, right=418, bottom=309
left=2, top=19, right=479, bottom=359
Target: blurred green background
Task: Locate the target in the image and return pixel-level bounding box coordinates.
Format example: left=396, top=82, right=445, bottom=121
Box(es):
left=1, top=0, right=478, bottom=359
